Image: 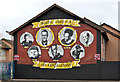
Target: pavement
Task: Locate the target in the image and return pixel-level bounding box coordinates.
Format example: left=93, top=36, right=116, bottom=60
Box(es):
left=1, top=79, right=120, bottom=82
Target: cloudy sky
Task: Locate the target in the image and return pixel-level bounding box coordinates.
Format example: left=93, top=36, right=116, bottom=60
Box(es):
left=0, top=0, right=119, bottom=39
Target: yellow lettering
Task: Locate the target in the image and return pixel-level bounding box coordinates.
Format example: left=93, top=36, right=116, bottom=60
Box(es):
left=33, top=60, right=80, bottom=69
left=44, top=20, right=50, bottom=26
left=32, top=19, right=81, bottom=28
left=67, top=19, right=73, bottom=25
left=39, top=62, right=44, bottom=68
left=64, top=19, right=69, bottom=25
left=55, top=19, right=64, bottom=25
left=48, top=20, right=53, bottom=25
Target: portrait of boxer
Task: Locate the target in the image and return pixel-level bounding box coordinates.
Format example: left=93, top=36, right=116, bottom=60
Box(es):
left=82, top=32, right=90, bottom=45
left=27, top=45, right=41, bottom=59
left=70, top=44, right=85, bottom=59
left=41, top=29, right=49, bottom=46
left=72, top=45, right=84, bottom=59
left=20, top=32, right=34, bottom=48
left=61, top=29, right=74, bottom=45
left=79, top=31, right=94, bottom=46
left=48, top=44, right=64, bottom=61
left=36, top=28, right=54, bottom=47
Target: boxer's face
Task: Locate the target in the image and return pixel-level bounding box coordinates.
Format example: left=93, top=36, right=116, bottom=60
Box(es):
left=52, top=46, right=57, bottom=53
left=29, top=49, right=38, bottom=58
left=77, top=48, right=81, bottom=51
left=64, top=33, right=69, bottom=41
left=26, top=35, right=30, bottom=42
left=83, top=33, right=88, bottom=43
left=41, top=31, right=48, bottom=41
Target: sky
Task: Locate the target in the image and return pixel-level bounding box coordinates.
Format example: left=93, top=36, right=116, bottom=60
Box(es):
left=0, top=0, right=119, bottom=39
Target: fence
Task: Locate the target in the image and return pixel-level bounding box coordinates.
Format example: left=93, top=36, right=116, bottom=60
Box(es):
left=0, top=62, right=14, bottom=80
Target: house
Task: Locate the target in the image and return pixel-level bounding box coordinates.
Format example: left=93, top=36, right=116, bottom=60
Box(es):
left=0, top=38, right=13, bottom=62
left=7, top=4, right=120, bottom=80
left=101, top=23, right=120, bottom=61
left=0, top=38, right=13, bottom=80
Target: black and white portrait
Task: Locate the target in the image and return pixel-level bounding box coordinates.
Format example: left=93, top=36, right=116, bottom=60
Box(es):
left=70, top=44, right=85, bottom=59
left=48, top=44, right=64, bottom=61
left=79, top=31, right=94, bottom=47
left=20, top=32, right=34, bottom=48
left=58, top=27, right=77, bottom=46
left=27, top=45, right=41, bottom=59
left=36, top=28, right=54, bottom=47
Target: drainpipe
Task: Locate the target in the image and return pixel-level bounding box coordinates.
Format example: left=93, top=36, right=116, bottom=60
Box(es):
left=11, top=35, right=13, bottom=79
left=101, top=37, right=106, bottom=61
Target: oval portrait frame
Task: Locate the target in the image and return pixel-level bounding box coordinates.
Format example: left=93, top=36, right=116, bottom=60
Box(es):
left=58, top=27, right=77, bottom=46
left=48, top=44, right=64, bottom=61
left=27, top=45, right=41, bottom=59
left=79, top=31, right=94, bottom=47
left=36, top=28, right=54, bottom=47
left=70, top=44, right=85, bottom=60
left=20, top=32, right=34, bottom=48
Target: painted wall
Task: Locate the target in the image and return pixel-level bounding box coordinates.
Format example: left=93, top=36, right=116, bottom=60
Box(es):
left=16, top=23, right=97, bottom=65
left=12, top=6, right=104, bottom=79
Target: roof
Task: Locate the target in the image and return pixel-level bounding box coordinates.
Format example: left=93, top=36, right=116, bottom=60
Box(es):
left=101, top=23, right=120, bottom=33
left=7, top=4, right=120, bottom=39
left=1, top=38, right=13, bottom=45
left=102, top=32, right=109, bottom=42
left=83, top=17, right=105, bottom=31
left=0, top=41, right=11, bottom=49
left=83, top=18, right=120, bottom=39
left=7, top=4, right=83, bottom=35
left=100, top=23, right=120, bottom=39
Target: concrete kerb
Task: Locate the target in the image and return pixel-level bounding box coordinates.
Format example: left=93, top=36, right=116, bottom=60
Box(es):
left=3, top=79, right=120, bottom=82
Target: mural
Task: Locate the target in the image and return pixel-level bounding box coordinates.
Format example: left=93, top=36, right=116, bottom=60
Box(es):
left=20, top=32, right=34, bottom=48
left=17, top=19, right=98, bottom=69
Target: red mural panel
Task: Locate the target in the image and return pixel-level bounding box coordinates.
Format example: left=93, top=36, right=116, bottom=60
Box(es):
left=17, top=23, right=97, bottom=65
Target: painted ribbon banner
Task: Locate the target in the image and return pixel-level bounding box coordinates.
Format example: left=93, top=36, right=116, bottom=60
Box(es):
left=33, top=60, right=80, bottom=69
left=32, top=19, right=81, bottom=28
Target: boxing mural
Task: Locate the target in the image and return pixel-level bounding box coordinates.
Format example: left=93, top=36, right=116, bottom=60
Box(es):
left=18, top=19, right=97, bottom=69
